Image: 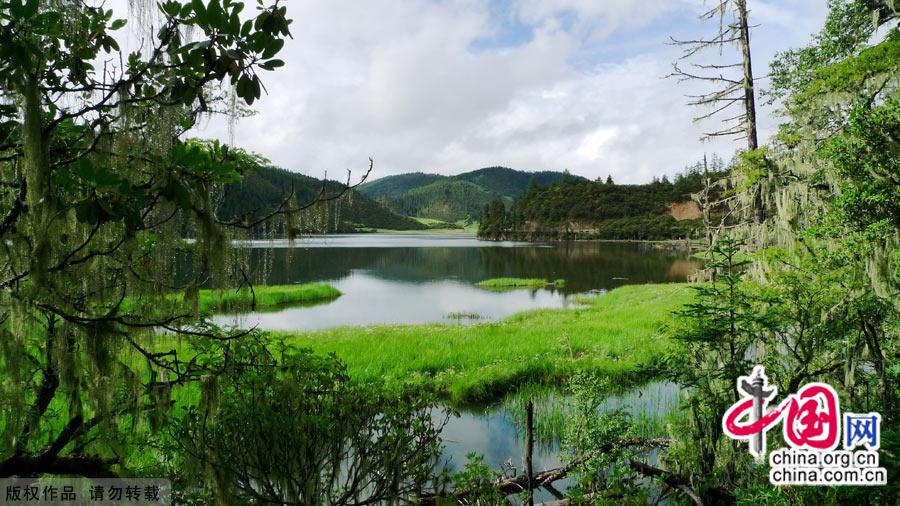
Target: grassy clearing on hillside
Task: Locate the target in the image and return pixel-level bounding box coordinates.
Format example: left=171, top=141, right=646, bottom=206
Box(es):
left=193, top=283, right=341, bottom=313
left=412, top=217, right=462, bottom=228
left=475, top=277, right=566, bottom=289
left=358, top=217, right=478, bottom=234
left=277, top=283, right=690, bottom=404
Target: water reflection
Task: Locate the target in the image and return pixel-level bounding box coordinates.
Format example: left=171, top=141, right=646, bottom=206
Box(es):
left=440, top=407, right=565, bottom=503
left=208, top=234, right=699, bottom=332
left=234, top=235, right=698, bottom=294
left=214, top=273, right=574, bottom=331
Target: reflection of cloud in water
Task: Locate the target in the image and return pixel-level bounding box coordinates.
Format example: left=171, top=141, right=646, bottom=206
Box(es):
left=213, top=272, right=571, bottom=332
left=439, top=407, right=567, bottom=503
left=439, top=408, right=564, bottom=478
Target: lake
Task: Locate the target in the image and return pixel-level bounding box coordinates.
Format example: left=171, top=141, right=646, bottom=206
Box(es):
left=214, top=233, right=696, bottom=502
left=213, top=233, right=699, bottom=330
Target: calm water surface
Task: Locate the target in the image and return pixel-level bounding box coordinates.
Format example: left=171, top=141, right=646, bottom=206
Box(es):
left=213, top=233, right=698, bottom=331
left=441, top=381, right=682, bottom=502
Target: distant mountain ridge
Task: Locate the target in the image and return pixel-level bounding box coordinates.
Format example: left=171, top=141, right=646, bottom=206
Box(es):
left=216, top=166, right=427, bottom=233
left=359, top=166, right=585, bottom=222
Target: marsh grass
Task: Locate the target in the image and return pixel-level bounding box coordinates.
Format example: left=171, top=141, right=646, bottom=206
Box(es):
left=276, top=283, right=691, bottom=404
left=475, top=278, right=566, bottom=289
left=192, top=283, right=341, bottom=313
left=500, top=385, right=569, bottom=450
left=498, top=380, right=681, bottom=450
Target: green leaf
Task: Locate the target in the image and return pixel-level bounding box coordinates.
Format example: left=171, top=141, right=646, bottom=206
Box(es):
left=22, top=0, right=39, bottom=18
left=254, top=11, right=269, bottom=31
left=110, top=18, right=127, bottom=31
left=191, top=0, right=207, bottom=23
left=9, top=0, right=25, bottom=18
left=259, top=59, right=284, bottom=71
left=207, top=0, right=224, bottom=27
left=261, top=38, right=284, bottom=59
left=103, top=35, right=120, bottom=52
left=236, top=74, right=252, bottom=100
left=251, top=75, right=261, bottom=99
left=162, top=1, right=182, bottom=17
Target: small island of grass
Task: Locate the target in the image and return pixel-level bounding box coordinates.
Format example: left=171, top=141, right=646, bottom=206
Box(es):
left=475, top=277, right=566, bottom=289
left=195, top=283, right=341, bottom=313
left=277, top=283, right=690, bottom=404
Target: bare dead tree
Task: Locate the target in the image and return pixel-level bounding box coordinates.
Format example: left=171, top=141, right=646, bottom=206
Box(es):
left=669, top=0, right=759, bottom=150
left=670, top=0, right=764, bottom=224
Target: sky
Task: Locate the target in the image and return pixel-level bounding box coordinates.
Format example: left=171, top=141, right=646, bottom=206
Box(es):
left=185, top=0, right=831, bottom=184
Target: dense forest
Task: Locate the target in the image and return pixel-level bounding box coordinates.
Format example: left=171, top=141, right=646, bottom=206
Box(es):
left=360, top=166, right=584, bottom=222
left=216, top=166, right=427, bottom=233
left=478, top=158, right=727, bottom=241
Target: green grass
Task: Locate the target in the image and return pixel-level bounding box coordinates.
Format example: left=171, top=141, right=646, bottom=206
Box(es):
left=9, top=283, right=688, bottom=474
left=412, top=217, right=459, bottom=227
left=276, top=283, right=691, bottom=404
left=192, top=283, right=341, bottom=313
left=359, top=218, right=478, bottom=234
left=475, top=277, right=566, bottom=289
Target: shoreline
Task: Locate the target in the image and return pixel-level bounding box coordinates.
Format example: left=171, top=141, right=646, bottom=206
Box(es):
left=274, top=283, right=692, bottom=405
left=227, top=230, right=702, bottom=248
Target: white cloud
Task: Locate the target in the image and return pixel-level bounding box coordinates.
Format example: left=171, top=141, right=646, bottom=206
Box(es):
left=183, top=0, right=830, bottom=183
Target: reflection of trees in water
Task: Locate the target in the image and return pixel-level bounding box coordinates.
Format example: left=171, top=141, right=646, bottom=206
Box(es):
left=193, top=243, right=700, bottom=292
left=665, top=259, right=700, bottom=280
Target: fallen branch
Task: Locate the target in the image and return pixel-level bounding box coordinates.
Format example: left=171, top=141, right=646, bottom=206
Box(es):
left=0, top=455, right=118, bottom=478
left=498, top=437, right=673, bottom=494
left=422, top=437, right=673, bottom=503
left=628, top=460, right=702, bottom=506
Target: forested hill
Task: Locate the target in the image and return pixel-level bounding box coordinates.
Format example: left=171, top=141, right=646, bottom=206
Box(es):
left=358, top=166, right=585, bottom=222
left=479, top=167, right=726, bottom=241
left=216, top=166, right=427, bottom=233
left=354, top=172, right=446, bottom=200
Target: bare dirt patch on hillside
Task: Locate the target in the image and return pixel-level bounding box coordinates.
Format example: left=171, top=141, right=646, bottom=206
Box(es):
left=667, top=201, right=701, bottom=221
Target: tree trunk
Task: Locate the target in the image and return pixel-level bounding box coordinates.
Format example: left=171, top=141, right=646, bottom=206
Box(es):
left=0, top=455, right=117, bottom=478
left=21, top=74, right=53, bottom=279
left=525, top=400, right=534, bottom=506
left=15, top=317, right=60, bottom=455
left=861, top=318, right=891, bottom=415
left=736, top=0, right=765, bottom=226
left=736, top=0, right=757, bottom=152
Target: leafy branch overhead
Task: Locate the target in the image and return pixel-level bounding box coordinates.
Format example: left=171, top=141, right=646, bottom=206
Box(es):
left=0, top=0, right=374, bottom=481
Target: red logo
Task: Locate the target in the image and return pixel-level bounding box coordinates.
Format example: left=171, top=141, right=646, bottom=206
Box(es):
left=723, top=366, right=840, bottom=459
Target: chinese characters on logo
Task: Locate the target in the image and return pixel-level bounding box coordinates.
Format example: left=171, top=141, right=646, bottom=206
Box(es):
left=722, top=366, right=886, bottom=486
